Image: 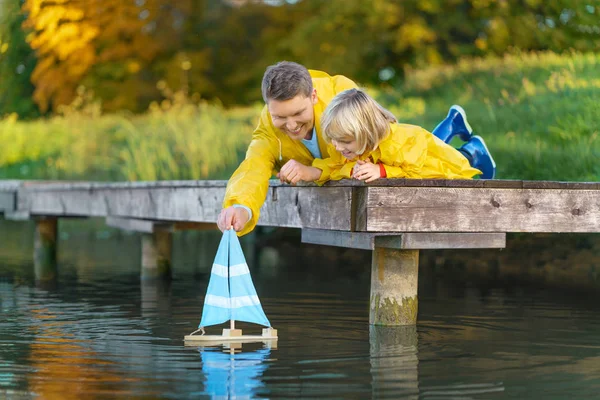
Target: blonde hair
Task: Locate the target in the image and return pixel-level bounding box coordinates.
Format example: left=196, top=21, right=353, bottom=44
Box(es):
left=321, top=89, right=397, bottom=155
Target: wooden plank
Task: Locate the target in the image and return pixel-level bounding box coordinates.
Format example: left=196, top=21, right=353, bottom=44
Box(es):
left=0, top=192, right=15, bottom=212
left=172, top=222, right=216, bottom=231
left=483, top=180, right=523, bottom=189
left=325, top=178, right=598, bottom=190
left=106, top=217, right=158, bottom=233
left=12, top=178, right=600, bottom=191
left=301, top=229, right=506, bottom=249
left=352, top=187, right=368, bottom=231
left=302, top=229, right=378, bottom=250
left=20, top=185, right=353, bottom=231
left=522, top=181, right=600, bottom=190
left=363, top=187, right=600, bottom=233
left=375, top=233, right=505, bottom=249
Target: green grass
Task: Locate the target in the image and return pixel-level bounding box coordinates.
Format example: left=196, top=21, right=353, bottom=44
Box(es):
left=372, top=50, right=600, bottom=181
left=1, top=50, right=599, bottom=182
left=0, top=99, right=259, bottom=181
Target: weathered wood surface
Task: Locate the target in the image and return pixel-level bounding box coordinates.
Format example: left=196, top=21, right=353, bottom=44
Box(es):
left=358, top=187, right=600, bottom=233
left=0, top=180, right=19, bottom=213
left=5, top=179, right=600, bottom=233
left=325, top=178, right=600, bottom=190
left=106, top=216, right=160, bottom=233
left=301, top=229, right=506, bottom=249
left=17, top=180, right=353, bottom=231
left=106, top=216, right=216, bottom=233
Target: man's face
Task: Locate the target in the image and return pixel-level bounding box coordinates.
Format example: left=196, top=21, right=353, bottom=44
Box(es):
left=332, top=138, right=360, bottom=160
left=268, top=89, right=317, bottom=140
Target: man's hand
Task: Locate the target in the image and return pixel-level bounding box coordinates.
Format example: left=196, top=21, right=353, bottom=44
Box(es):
left=217, top=206, right=250, bottom=232
left=277, top=159, right=322, bottom=184
left=352, top=159, right=381, bottom=183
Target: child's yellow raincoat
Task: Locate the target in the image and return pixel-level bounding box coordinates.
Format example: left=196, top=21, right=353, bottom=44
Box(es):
left=312, top=123, right=481, bottom=185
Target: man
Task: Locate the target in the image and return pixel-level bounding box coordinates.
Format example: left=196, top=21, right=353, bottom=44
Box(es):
left=217, top=61, right=495, bottom=235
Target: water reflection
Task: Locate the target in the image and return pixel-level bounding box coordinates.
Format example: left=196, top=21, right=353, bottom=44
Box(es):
left=197, top=344, right=273, bottom=399
left=27, top=310, right=130, bottom=400
left=4, top=223, right=600, bottom=398
left=369, top=325, right=419, bottom=399
left=140, top=279, right=173, bottom=319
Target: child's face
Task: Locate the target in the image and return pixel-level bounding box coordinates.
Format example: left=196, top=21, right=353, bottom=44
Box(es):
left=268, top=90, right=318, bottom=141
left=332, top=138, right=360, bottom=160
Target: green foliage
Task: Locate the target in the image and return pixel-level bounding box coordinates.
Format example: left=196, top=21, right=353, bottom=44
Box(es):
left=0, top=0, right=38, bottom=118
left=0, top=89, right=258, bottom=181
left=1, top=50, right=599, bottom=182
left=373, top=51, right=600, bottom=181
left=6, top=0, right=599, bottom=114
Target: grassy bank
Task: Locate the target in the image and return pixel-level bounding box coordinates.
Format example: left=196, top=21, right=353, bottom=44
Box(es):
left=0, top=96, right=260, bottom=181
left=1, top=51, right=599, bottom=181
left=376, top=50, right=600, bottom=181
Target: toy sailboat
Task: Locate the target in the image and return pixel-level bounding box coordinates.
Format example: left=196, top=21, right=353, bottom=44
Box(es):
left=184, top=229, right=277, bottom=343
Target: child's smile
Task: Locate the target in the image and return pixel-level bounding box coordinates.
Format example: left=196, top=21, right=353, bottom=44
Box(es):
left=332, top=138, right=360, bottom=160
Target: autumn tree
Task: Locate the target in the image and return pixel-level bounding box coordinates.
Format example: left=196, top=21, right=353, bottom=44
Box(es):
left=15, top=0, right=600, bottom=113
left=21, top=0, right=208, bottom=112
left=0, top=0, right=38, bottom=117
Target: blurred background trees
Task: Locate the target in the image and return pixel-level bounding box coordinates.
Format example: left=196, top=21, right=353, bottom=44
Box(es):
left=1, top=0, right=598, bottom=117
left=0, top=0, right=599, bottom=182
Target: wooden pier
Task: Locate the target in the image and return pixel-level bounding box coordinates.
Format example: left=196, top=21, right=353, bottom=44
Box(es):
left=2, top=178, right=599, bottom=326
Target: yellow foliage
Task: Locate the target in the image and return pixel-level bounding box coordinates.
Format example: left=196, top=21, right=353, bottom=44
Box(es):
left=395, top=19, right=437, bottom=51
left=23, top=0, right=98, bottom=112
left=21, top=0, right=188, bottom=113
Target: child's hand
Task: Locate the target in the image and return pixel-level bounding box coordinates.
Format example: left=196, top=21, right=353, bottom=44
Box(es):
left=352, top=160, right=381, bottom=183
left=277, top=159, right=322, bottom=185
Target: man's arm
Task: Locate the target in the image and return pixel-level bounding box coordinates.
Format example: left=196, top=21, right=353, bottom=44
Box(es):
left=221, top=121, right=277, bottom=236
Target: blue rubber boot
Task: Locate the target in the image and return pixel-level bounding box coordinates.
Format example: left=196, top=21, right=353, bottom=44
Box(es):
left=432, top=105, right=473, bottom=143
left=458, top=135, right=496, bottom=179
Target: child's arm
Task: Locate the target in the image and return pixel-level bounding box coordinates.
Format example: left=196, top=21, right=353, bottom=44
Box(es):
left=352, top=160, right=387, bottom=183
left=311, top=142, right=362, bottom=184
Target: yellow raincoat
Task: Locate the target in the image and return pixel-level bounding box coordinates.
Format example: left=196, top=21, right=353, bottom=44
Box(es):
left=223, top=70, right=358, bottom=236
left=312, top=123, right=481, bottom=184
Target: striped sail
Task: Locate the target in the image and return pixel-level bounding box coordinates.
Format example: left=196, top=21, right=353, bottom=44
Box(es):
left=199, top=229, right=271, bottom=328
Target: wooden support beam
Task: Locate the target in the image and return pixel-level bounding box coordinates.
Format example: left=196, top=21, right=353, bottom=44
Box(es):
left=106, top=217, right=216, bottom=233
left=141, top=228, right=172, bottom=280
left=359, top=187, right=600, bottom=233
left=106, top=217, right=158, bottom=233
left=34, top=218, right=58, bottom=282
left=301, top=229, right=506, bottom=249
left=370, top=248, right=418, bottom=326
left=172, top=221, right=217, bottom=231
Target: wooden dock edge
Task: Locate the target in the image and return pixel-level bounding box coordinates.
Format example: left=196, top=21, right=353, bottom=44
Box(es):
left=301, top=229, right=506, bottom=250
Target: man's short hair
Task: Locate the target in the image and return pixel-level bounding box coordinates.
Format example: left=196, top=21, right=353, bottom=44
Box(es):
left=261, top=61, right=313, bottom=103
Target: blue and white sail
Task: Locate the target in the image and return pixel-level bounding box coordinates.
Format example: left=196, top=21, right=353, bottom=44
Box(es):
left=199, top=229, right=271, bottom=328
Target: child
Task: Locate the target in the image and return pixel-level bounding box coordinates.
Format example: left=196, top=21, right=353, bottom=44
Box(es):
left=310, top=88, right=482, bottom=184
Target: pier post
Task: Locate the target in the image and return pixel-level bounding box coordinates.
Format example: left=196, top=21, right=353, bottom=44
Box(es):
left=370, top=248, right=419, bottom=326
left=141, top=227, right=172, bottom=280
left=34, top=218, right=58, bottom=282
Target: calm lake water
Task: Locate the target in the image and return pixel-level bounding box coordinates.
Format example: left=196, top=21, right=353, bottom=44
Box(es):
left=1, top=221, right=600, bottom=399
